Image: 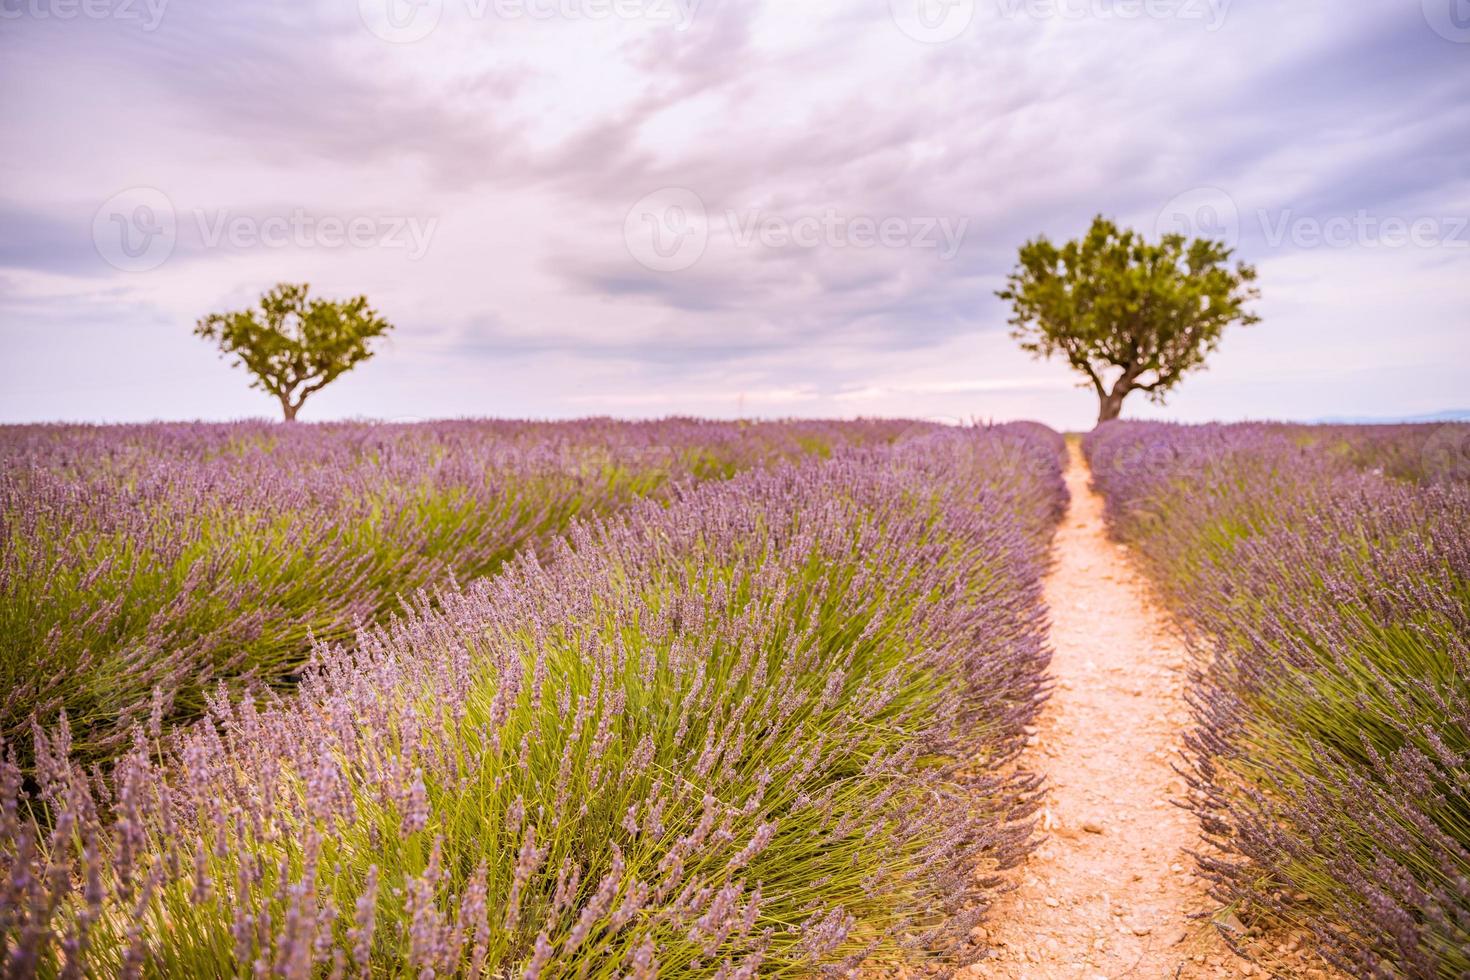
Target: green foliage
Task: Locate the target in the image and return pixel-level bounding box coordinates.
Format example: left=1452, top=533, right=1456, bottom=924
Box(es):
left=194, top=283, right=393, bottom=420
left=998, top=216, right=1259, bottom=423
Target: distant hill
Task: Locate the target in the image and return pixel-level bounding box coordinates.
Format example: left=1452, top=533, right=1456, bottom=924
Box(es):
left=1313, top=409, right=1470, bottom=425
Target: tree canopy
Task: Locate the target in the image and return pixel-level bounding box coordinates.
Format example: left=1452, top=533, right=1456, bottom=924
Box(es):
left=997, top=215, right=1260, bottom=424
left=195, top=283, right=393, bottom=420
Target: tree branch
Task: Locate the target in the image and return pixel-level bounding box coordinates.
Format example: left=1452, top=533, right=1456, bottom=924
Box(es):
left=1135, top=373, right=1174, bottom=393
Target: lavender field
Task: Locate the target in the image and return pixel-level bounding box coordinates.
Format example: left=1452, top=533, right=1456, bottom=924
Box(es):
left=13, top=0, right=1469, bottom=972
left=0, top=418, right=920, bottom=764
left=0, top=420, right=1068, bottom=975
left=1086, top=421, right=1470, bottom=978
left=3, top=417, right=1468, bottom=977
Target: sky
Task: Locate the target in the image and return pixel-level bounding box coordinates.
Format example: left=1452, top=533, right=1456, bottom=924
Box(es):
left=1, top=0, right=1467, bottom=429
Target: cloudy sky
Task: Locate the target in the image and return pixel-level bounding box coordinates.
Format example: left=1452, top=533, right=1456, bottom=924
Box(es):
left=2, top=0, right=1467, bottom=428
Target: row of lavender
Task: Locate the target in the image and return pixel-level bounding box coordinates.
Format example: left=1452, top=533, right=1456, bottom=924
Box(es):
left=1296, top=421, right=1470, bottom=486
left=1084, top=421, right=1470, bottom=978
left=0, top=418, right=925, bottom=764
left=2, top=423, right=1066, bottom=976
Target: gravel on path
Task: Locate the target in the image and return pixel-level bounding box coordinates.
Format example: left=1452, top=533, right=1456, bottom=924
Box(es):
left=968, top=444, right=1289, bottom=980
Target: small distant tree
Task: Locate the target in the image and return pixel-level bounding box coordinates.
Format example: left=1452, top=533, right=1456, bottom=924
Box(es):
left=195, top=283, right=393, bottom=421
left=998, top=215, right=1260, bottom=425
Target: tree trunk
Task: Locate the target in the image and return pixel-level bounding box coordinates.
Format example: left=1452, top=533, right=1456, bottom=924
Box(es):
left=280, top=397, right=299, bottom=422
left=1097, top=390, right=1125, bottom=424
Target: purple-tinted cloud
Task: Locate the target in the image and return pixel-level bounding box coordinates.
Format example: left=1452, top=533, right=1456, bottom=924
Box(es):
left=1, top=0, right=1466, bottom=427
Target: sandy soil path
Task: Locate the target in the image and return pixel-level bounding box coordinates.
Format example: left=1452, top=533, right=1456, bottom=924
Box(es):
left=969, top=443, right=1255, bottom=979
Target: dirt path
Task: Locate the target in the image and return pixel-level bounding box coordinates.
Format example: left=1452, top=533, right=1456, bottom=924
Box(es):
left=969, top=443, right=1254, bottom=979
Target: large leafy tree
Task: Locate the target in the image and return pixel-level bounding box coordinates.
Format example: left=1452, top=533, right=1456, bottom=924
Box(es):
left=998, top=215, right=1260, bottom=424
left=195, top=283, right=393, bottom=421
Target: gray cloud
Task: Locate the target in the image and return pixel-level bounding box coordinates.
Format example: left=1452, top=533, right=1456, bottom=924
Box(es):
left=0, top=205, right=107, bottom=276
left=2, top=0, right=1466, bottom=425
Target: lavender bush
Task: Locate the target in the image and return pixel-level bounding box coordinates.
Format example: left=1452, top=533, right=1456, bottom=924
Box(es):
left=1, top=423, right=1064, bottom=976
left=1296, top=422, right=1470, bottom=486
left=1085, top=421, right=1470, bottom=978
left=0, top=418, right=919, bottom=764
